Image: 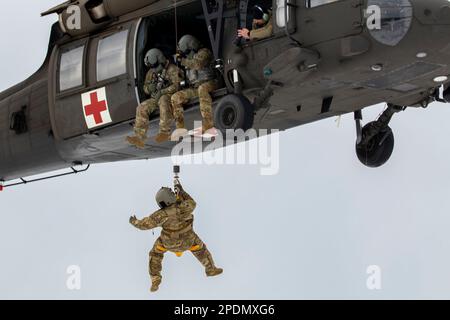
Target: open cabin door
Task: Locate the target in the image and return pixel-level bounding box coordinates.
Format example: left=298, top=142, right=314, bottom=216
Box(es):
left=51, top=23, right=138, bottom=140
left=298, top=0, right=363, bottom=46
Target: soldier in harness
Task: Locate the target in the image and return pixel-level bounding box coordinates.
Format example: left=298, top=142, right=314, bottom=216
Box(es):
left=127, top=48, right=184, bottom=147
left=129, top=167, right=223, bottom=292
left=170, top=35, right=219, bottom=138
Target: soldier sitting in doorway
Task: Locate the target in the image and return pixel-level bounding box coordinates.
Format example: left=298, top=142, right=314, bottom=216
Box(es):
left=127, top=48, right=184, bottom=147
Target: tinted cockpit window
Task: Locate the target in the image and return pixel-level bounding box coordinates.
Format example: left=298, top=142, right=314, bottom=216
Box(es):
left=97, top=30, right=128, bottom=82
left=59, top=46, right=84, bottom=91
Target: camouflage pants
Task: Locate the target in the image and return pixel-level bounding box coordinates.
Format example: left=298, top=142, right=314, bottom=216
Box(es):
left=171, top=80, right=219, bottom=126
left=149, top=232, right=218, bottom=284
left=134, top=94, right=174, bottom=136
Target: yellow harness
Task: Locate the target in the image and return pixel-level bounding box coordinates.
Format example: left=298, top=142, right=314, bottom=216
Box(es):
left=156, top=245, right=202, bottom=257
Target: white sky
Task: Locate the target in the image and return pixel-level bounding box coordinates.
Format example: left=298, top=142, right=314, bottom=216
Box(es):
left=1, top=0, right=450, bottom=300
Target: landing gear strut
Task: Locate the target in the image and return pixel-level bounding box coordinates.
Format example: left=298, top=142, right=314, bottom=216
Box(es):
left=355, top=104, right=404, bottom=168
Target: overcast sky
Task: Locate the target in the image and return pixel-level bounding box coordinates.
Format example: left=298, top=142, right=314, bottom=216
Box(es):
left=1, top=0, right=450, bottom=300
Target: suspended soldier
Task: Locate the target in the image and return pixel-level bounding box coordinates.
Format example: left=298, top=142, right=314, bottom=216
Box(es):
left=171, top=35, right=219, bottom=136
left=129, top=171, right=223, bottom=292
left=127, top=48, right=184, bottom=147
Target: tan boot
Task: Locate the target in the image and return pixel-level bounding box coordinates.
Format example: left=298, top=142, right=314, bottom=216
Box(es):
left=126, top=135, right=146, bottom=149
left=155, top=132, right=171, bottom=143
left=150, top=276, right=162, bottom=293
left=206, top=267, right=223, bottom=277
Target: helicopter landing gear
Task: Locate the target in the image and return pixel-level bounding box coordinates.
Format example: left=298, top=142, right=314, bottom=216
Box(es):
left=214, top=94, right=255, bottom=134
left=355, top=104, right=404, bottom=168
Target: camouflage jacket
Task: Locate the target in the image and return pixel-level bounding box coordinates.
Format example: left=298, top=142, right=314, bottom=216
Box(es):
left=181, top=48, right=217, bottom=86
left=143, top=63, right=184, bottom=98
left=132, top=187, right=197, bottom=235
left=181, top=48, right=213, bottom=71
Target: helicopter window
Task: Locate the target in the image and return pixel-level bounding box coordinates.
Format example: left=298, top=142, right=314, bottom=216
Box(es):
left=367, top=0, right=413, bottom=47
left=97, top=30, right=128, bottom=82
left=275, top=0, right=289, bottom=27
left=306, top=0, right=340, bottom=8
left=59, top=45, right=84, bottom=91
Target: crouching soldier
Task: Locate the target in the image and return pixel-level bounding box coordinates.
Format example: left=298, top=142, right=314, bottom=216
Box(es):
left=127, top=48, right=184, bottom=147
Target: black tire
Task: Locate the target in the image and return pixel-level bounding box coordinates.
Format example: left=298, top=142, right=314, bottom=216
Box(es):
left=356, top=122, right=395, bottom=168
left=214, top=94, right=255, bottom=134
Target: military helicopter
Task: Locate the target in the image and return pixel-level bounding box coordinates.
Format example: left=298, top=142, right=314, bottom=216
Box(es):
left=1, top=0, right=450, bottom=188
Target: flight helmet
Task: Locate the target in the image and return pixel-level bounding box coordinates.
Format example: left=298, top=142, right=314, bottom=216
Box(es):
left=252, top=5, right=270, bottom=24
left=178, top=35, right=201, bottom=59
left=145, top=48, right=167, bottom=72
left=156, top=187, right=177, bottom=209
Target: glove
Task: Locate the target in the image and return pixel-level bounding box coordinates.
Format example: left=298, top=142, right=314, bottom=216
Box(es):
left=152, top=91, right=162, bottom=102
left=129, top=215, right=138, bottom=225
left=176, top=52, right=183, bottom=63
left=144, top=82, right=157, bottom=96
left=174, top=182, right=183, bottom=194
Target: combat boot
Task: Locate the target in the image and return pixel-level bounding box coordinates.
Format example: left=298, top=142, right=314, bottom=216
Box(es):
left=126, top=130, right=147, bottom=149
left=155, top=132, right=171, bottom=143
left=151, top=276, right=162, bottom=293
left=126, top=136, right=146, bottom=149
left=206, top=267, right=223, bottom=277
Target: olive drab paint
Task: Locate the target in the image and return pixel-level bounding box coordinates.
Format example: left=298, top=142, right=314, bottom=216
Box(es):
left=2, top=0, right=450, bottom=182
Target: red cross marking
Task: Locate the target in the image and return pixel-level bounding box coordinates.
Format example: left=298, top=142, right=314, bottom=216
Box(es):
left=84, top=92, right=107, bottom=125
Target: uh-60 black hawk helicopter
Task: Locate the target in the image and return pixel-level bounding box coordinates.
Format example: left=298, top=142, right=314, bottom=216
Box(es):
left=1, top=0, right=450, bottom=188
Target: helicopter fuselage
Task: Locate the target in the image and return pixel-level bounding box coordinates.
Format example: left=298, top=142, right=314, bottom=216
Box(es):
left=1, top=0, right=450, bottom=182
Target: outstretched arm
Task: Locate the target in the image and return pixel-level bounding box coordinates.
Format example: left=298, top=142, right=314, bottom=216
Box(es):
left=250, top=20, right=273, bottom=41
left=130, top=210, right=168, bottom=230
left=175, top=182, right=197, bottom=212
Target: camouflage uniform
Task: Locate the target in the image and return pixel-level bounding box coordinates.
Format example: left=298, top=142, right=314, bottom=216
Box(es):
left=133, top=63, right=183, bottom=138
left=131, top=184, right=222, bottom=292
left=171, top=48, right=219, bottom=131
